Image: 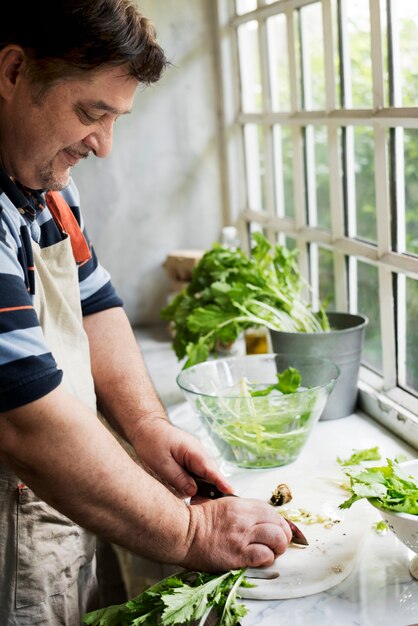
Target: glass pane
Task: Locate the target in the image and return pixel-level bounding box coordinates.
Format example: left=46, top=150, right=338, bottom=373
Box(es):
left=284, top=235, right=296, bottom=251
left=403, top=276, right=418, bottom=394
left=305, top=126, right=331, bottom=230
left=236, top=0, right=257, bottom=16
left=273, top=125, right=294, bottom=219
left=381, top=1, right=390, bottom=106
left=403, top=129, right=418, bottom=256
left=244, top=124, right=265, bottom=211
left=343, top=0, right=372, bottom=108
left=315, top=127, right=331, bottom=229
left=390, top=1, right=418, bottom=107
left=299, top=3, right=325, bottom=110
left=237, top=21, right=262, bottom=112
left=318, top=248, right=335, bottom=310
left=294, top=10, right=302, bottom=109
left=357, top=261, right=382, bottom=373
left=267, top=14, right=290, bottom=111
left=354, top=126, right=377, bottom=243
left=331, top=0, right=341, bottom=106
left=249, top=222, right=264, bottom=238
left=276, top=236, right=297, bottom=270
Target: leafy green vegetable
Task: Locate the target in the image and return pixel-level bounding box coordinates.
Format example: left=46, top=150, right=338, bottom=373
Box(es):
left=249, top=367, right=302, bottom=397
left=82, top=569, right=253, bottom=626
left=161, top=232, right=330, bottom=368
left=339, top=458, right=418, bottom=514
left=196, top=374, right=322, bottom=468
left=337, top=446, right=381, bottom=466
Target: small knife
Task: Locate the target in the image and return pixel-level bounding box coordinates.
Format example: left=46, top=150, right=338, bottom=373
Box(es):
left=190, top=474, right=308, bottom=546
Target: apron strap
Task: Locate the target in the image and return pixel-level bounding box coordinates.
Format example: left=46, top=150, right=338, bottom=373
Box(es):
left=45, top=191, right=92, bottom=264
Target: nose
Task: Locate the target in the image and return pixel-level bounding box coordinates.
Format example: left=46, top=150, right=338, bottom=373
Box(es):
left=83, top=123, right=113, bottom=158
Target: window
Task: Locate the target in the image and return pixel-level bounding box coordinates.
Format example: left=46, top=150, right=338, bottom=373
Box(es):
left=216, top=0, right=418, bottom=447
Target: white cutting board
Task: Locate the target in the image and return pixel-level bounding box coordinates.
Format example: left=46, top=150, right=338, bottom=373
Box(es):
left=233, top=468, right=379, bottom=600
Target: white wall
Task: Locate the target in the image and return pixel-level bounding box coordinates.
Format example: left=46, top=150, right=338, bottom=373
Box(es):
left=73, top=0, right=224, bottom=325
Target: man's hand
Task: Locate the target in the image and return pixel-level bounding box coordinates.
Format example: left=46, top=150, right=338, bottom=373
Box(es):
left=181, top=496, right=292, bottom=572
left=130, top=416, right=233, bottom=498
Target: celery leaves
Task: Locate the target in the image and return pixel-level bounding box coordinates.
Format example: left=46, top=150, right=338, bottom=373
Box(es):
left=161, top=232, right=329, bottom=368
left=339, top=458, right=418, bottom=514
left=249, top=367, right=302, bottom=397
left=337, top=446, right=381, bottom=466
left=83, top=569, right=253, bottom=626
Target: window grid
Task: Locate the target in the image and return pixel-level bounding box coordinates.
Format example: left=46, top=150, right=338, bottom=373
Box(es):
left=216, top=0, right=418, bottom=446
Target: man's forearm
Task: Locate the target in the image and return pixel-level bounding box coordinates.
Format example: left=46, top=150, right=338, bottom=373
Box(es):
left=0, top=386, right=190, bottom=563
left=83, top=307, right=168, bottom=446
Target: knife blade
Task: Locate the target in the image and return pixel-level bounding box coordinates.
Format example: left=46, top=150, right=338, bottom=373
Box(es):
left=190, top=473, right=308, bottom=546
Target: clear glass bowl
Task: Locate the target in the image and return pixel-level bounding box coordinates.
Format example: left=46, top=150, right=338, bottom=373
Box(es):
left=371, top=459, right=418, bottom=580
left=176, top=353, right=339, bottom=469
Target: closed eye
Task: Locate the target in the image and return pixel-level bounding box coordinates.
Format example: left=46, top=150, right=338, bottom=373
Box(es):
left=76, top=106, right=103, bottom=125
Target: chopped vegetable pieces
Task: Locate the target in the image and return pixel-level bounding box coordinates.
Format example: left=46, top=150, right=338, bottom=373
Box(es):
left=373, top=519, right=389, bottom=534
left=280, top=507, right=341, bottom=529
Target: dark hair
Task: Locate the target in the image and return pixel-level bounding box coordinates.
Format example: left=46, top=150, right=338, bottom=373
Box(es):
left=0, top=0, right=167, bottom=92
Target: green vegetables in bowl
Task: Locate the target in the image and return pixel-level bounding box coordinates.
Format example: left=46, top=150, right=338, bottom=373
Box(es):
left=339, top=457, right=418, bottom=514
left=338, top=458, right=418, bottom=578
left=177, top=354, right=339, bottom=469
left=194, top=385, right=318, bottom=468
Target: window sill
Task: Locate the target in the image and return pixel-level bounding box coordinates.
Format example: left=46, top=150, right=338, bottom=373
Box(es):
left=359, top=366, right=418, bottom=451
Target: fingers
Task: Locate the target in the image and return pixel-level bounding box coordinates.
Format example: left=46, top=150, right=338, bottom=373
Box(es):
left=243, top=544, right=277, bottom=568
left=160, top=428, right=233, bottom=497
left=197, top=464, right=234, bottom=495
left=184, top=496, right=293, bottom=572
left=252, top=522, right=290, bottom=554
left=180, top=450, right=233, bottom=495
left=246, top=521, right=290, bottom=566
left=166, top=467, right=197, bottom=498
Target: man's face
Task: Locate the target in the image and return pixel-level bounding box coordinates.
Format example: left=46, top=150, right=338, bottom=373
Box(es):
left=0, top=64, right=138, bottom=190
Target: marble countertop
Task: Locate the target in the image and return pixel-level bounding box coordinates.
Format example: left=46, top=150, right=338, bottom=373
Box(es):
left=168, top=403, right=418, bottom=626
left=135, top=325, right=418, bottom=626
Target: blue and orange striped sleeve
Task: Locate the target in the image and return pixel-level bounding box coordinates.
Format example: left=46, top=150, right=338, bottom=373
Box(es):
left=0, top=214, right=62, bottom=411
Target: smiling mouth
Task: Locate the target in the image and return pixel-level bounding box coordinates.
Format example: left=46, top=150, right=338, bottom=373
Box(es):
left=63, top=149, right=90, bottom=166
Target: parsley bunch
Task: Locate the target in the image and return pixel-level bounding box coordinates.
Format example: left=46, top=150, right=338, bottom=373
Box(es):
left=161, top=232, right=329, bottom=368
left=83, top=569, right=253, bottom=626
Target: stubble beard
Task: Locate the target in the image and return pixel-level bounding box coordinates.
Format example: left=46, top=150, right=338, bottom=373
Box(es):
left=38, top=161, right=70, bottom=191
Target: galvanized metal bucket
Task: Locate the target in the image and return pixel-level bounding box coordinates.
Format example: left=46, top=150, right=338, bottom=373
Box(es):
left=269, top=312, right=369, bottom=420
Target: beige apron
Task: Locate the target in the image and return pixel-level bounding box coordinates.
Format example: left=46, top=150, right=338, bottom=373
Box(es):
left=0, top=234, right=99, bottom=626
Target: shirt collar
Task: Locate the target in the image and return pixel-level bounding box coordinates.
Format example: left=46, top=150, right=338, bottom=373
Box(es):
left=0, top=165, right=46, bottom=220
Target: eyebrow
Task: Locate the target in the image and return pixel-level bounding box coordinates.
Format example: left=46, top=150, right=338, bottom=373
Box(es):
left=81, top=100, right=132, bottom=116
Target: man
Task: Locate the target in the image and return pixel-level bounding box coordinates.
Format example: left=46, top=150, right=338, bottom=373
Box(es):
left=0, top=1, right=291, bottom=624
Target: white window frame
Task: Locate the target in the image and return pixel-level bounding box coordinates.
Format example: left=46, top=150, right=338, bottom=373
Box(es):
left=215, top=0, right=418, bottom=449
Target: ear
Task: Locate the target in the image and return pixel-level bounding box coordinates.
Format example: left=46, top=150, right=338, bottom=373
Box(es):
left=0, top=45, right=25, bottom=101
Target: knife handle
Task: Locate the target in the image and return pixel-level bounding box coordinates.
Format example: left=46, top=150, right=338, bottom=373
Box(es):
left=190, top=473, right=236, bottom=499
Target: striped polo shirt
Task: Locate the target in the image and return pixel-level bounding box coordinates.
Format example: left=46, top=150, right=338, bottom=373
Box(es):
left=0, top=168, right=123, bottom=411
